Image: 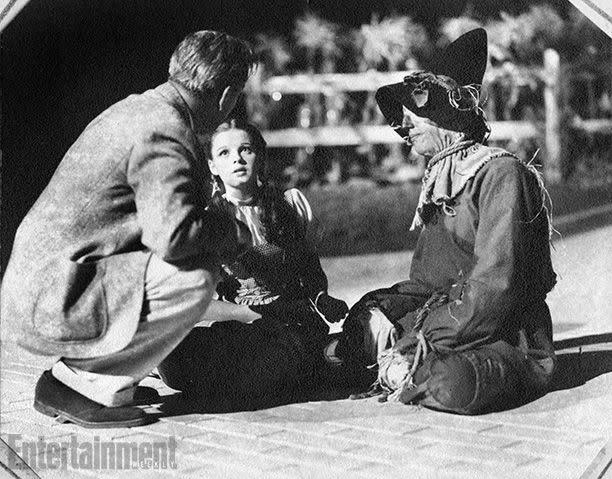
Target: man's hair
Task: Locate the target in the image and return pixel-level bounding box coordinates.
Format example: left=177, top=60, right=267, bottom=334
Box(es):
left=168, top=31, right=257, bottom=93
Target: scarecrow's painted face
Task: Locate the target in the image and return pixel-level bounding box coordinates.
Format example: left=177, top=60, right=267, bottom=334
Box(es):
left=400, top=105, right=458, bottom=158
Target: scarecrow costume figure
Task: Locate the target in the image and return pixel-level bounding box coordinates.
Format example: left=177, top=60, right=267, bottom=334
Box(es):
left=346, top=29, right=557, bottom=414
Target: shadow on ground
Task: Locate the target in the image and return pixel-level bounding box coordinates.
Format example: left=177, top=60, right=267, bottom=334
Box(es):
left=149, top=334, right=612, bottom=420
left=553, top=332, right=612, bottom=351
left=550, top=350, right=612, bottom=391
left=551, top=333, right=612, bottom=392
left=154, top=368, right=376, bottom=418
left=506, top=333, right=612, bottom=416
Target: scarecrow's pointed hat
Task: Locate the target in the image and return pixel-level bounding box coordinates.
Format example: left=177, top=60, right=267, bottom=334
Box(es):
left=375, top=28, right=488, bottom=132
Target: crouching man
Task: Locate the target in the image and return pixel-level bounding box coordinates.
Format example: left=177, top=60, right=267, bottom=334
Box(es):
left=1, top=31, right=256, bottom=428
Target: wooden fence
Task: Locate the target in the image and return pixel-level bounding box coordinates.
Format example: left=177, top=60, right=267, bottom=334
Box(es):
left=247, top=49, right=612, bottom=183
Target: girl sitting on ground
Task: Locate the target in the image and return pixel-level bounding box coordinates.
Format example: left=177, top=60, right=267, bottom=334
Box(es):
left=158, top=119, right=353, bottom=407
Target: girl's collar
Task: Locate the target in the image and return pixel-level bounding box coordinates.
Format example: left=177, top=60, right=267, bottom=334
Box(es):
left=223, top=191, right=259, bottom=206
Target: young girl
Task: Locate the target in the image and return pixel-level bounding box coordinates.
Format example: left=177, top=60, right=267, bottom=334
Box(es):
left=158, top=119, right=352, bottom=406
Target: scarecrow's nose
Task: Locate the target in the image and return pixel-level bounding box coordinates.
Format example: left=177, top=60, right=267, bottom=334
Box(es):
left=393, top=114, right=414, bottom=138
left=402, top=115, right=414, bottom=129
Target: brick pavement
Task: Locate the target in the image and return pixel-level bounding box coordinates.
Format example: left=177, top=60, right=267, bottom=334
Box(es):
left=1, top=222, right=611, bottom=478
left=1, top=339, right=611, bottom=479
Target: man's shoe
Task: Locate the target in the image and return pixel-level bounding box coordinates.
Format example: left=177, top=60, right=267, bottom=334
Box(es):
left=34, top=370, right=152, bottom=428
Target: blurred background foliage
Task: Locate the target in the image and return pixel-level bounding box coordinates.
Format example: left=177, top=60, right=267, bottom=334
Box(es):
left=236, top=1, right=611, bottom=255
left=2, top=0, right=611, bottom=261
left=243, top=2, right=611, bottom=191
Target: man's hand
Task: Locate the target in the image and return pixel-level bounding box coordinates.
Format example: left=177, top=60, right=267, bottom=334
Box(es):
left=236, top=305, right=262, bottom=324
left=198, top=299, right=262, bottom=325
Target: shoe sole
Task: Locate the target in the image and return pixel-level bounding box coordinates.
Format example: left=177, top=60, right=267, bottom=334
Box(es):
left=34, top=400, right=151, bottom=429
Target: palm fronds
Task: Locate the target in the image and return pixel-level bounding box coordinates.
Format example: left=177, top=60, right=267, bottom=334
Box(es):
left=295, top=13, right=341, bottom=61
left=357, top=15, right=429, bottom=70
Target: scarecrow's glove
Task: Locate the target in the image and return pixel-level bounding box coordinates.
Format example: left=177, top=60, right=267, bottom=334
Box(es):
left=314, top=293, right=348, bottom=323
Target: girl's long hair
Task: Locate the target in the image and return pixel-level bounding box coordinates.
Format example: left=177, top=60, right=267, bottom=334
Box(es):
left=206, top=119, right=305, bottom=248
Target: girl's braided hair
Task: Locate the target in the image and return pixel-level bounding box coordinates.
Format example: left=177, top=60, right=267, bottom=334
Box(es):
left=206, top=119, right=305, bottom=249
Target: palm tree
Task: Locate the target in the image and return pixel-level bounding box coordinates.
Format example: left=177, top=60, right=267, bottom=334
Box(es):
left=246, top=34, right=292, bottom=129
left=484, top=6, right=564, bottom=121
left=254, top=33, right=292, bottom=75
left=486, top=6, right=564, bottom=65
left=295, top=13, right=341, bottom=74
left=357, top=15, right=428, bottom=71
left=294, top=13, right=341, bottom=128
left=356, top=15, right=430, bottom=182
left=294, top=13, right=344, bottom=183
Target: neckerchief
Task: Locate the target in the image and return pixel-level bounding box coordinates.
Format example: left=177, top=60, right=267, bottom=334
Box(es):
left=410, top=142, right=518, bottom=229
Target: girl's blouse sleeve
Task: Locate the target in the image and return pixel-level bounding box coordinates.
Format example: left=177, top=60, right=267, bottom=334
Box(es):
left=283, top=188, right=321, bottom=247
left=283, top=188, right=328, bottom=294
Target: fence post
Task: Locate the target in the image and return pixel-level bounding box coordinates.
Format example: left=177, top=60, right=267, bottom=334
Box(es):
left=543, top=48, right=563, bottom=183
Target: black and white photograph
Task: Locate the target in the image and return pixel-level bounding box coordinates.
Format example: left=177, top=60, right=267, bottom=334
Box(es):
left=1, top=0, right=611, bottom=477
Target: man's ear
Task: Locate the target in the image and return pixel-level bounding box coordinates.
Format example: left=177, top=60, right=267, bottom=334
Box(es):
left=208, top=159, right=218, bottom=176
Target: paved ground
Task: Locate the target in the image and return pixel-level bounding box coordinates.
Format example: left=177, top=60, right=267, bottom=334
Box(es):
left=1, top=218, right=611, bottom=479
